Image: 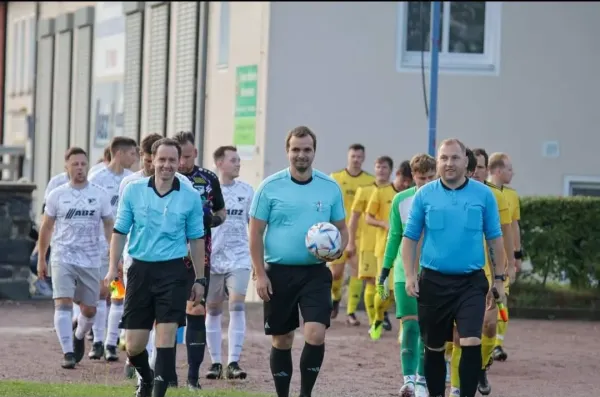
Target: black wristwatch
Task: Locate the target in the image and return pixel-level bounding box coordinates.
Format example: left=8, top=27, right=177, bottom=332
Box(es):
left=194, top=277, right=208, bottom=287
left=494, top=274, right=506, bottom=282
left=514, top=250, right=523, bottom=260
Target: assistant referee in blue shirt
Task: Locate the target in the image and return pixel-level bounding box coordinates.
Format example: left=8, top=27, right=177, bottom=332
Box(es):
left=401, top=139, right=507, bottom=397
left=249, top=126, right=348, bottom=397
left=106, top=138, right=206, bottom=397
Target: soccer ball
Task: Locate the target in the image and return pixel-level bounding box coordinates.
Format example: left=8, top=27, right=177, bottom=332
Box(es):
left=305, top=222, right=342, bottom=260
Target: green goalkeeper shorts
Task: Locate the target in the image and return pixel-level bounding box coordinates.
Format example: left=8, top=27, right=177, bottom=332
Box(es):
left=394, top=282, right=418, bottom=319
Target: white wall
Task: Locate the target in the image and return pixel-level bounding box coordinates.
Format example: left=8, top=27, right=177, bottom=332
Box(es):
left=203, top=1, right=270, bottom=189
left=264, top=2, right=600, bottom=196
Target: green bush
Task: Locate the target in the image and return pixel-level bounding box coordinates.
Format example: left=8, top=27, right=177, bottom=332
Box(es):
left=509, top=281, right=600, bottom=309
left=520, top=196, right=600, bottom=289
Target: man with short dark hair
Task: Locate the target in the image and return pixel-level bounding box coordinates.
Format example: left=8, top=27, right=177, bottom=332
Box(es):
left=88, top=136, right=138, bottom=361
left=204, top=146, right=254, bottom=380
left=37, top=147, right=114, bottom=369
left=108, top=138, right=206, bottom=397
left=172, top=131, right=226, bottom=390
left=250, top=126, right=348, bottom=397
left=119, top=134, right=191, bottom=382
left=329, top=143, right=374, bottom=326
left=378, top=153, right=436, bottom=397
left=402, top=139, right=507, bottom=397
left=90, top=146, right=112, bottom=175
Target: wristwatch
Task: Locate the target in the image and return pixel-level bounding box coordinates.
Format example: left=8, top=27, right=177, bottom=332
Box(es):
left=194, top=277, right=208, bottom=287
left=494, top=274, right=506, bottom=282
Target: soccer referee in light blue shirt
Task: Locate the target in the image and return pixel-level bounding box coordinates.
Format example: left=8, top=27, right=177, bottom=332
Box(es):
left=249, top=127, right=348, bottom=397
left=106, top=138, right=205, bottom=397
left=401, top=139, right=508, bottom=397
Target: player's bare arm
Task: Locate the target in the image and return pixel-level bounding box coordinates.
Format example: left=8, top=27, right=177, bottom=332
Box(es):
left=366, top=213, right=388, bottom=230
left=346, top=211, right=361, bottom=256
left=331, top=219, right=349, bottom=258
left=188, top=238, right=206, bottom=279
left=401, top=236, right=419, bottom=297
left=249, top=217, right=272, bottom=301
left=107, top=233, right=127, bottom=284
left=102, top=217, right=114, bottom=247
left=487, top=236, right=507, bottom=301
left=36, top=214, right=56, bottom=279
left=512, top=220, right=522, bottom=272
left=500, top=223, right=516, bottom=278
left=414, top=232, right=424, bottom=276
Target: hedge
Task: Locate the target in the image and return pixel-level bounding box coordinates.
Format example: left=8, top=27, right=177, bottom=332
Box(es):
left=520, top=196, right=600, bottom=290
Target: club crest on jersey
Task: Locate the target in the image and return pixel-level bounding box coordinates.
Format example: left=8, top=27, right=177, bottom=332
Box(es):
left=315, top=201, right=324, bottom=212
left=194, top=176, right=206, bottom=184
left=238, top=196, right=244, bottom=202
left=88, top=198, right=96, bottom=204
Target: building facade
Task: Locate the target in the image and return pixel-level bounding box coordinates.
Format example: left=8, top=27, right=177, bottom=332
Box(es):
left=5, top=2, right=600, bottom=204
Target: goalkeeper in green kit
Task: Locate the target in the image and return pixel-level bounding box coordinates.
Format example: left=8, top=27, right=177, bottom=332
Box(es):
left=377, top=153, right=437, bottom=397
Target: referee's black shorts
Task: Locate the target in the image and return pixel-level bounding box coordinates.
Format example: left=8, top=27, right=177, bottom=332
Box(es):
left=417, top=267, right=489, bottom=348
left=120, top=258, right=188, bottom=330
left=263, top=262, right=332, bottom=336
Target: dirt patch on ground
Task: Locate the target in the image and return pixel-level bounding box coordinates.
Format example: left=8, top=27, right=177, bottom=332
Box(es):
left=1, top=299, right=599, bottom=396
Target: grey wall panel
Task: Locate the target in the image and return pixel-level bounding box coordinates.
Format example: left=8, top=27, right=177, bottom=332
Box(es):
left=33, top=32, right=55, bottom=209
left=72, top=7, right=94, bottom=152
left=123, top=10, right=144, bottom=140
left=146, top=3, right=170, bottom=136
left=173, top=2, right=199, bottom=134
left=72, top=25, right=93, bottom=151
left=51, top=28, right=74, bottom=177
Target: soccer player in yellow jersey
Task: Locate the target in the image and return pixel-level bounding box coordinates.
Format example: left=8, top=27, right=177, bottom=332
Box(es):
left=365, top=157, right=408, bottom=341
left=329, top=144, right=375, bottom=326
left=346, top=183, right=382, bottom=328
left=448, top=148, right=514, bottom=397
left=487, top=152, right=520, bottom=363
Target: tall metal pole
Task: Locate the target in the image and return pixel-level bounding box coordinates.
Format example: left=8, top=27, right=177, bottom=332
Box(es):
left=428, top=1, right=442, bottom=156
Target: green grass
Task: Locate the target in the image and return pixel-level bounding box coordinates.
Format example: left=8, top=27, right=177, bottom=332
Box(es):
left=0, top=381, right=272, bottom=397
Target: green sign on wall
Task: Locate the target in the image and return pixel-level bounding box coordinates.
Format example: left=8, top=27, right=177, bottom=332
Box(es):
left=234, top=65, right=258, bottom=159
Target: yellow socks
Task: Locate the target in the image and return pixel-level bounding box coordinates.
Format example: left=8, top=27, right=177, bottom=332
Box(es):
left=481, top=334, right=495, bottom=368
left=331, top=278, right=343, bottom=302
left=346, top=277, right=363, bottom=315
left=363, top=283, right=376, bottom=325
left=450, top=344, right=461, bottom=390
left=496, top=318, right=507, bottom=347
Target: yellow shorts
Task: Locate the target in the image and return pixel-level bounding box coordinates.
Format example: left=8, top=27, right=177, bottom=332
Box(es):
left=358, top=251, right=377, bottom=279
left=376, top=256, right=394, bottom=288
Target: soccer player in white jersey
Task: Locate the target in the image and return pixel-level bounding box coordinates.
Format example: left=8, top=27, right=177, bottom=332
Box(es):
left=89, top=146, right=111, bottom=176
left=31, top=171, right=71, bottom=296
left=205, top=146, right=253, bottom=380
left=119, top=133, right=191, bottom=381
left=36, top=147, right=114, bottom=369
left=88, top=136, right=137, bottom=361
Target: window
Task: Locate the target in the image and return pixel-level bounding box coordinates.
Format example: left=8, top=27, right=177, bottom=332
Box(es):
left=396, top=1, right=502, bottom=75
left=563, top=176, right=600, bottom=197
left=217, top=2, right=230, bottom=68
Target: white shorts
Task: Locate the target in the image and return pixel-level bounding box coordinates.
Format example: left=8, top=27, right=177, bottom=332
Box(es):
left=51, top=262, right=102, bottom=306
left=206, top=268, right=251, bottom=303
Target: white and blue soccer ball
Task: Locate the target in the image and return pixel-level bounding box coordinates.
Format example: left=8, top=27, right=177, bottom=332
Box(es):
left=305, top=222, right=342, bottom=260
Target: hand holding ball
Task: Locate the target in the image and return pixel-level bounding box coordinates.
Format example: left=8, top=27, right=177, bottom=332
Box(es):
left=305, top=222, right=342, bottom=262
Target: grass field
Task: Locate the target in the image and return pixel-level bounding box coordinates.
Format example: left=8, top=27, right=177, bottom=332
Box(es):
left=0, top=381, right=272, bottom=397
